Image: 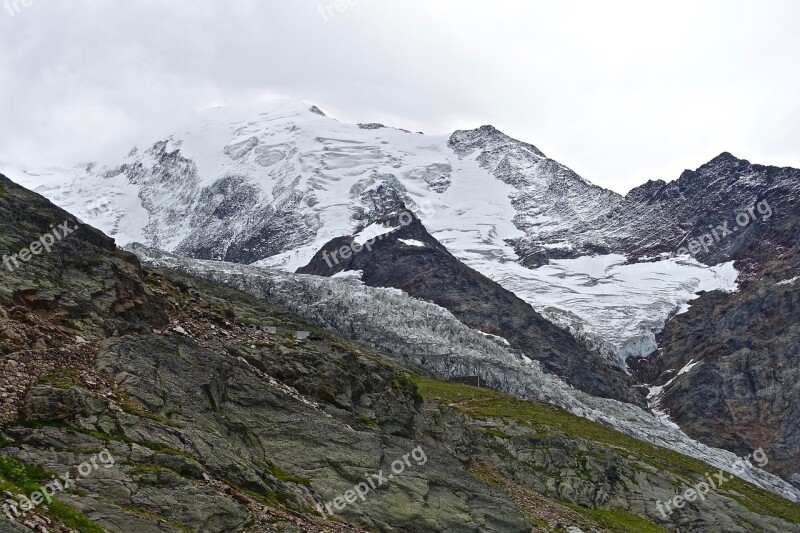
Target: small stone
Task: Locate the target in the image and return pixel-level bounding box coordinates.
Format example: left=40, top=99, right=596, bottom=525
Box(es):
left=173, top=326, right=188, bottom=335
left=75, top=335, right=87, bottom=344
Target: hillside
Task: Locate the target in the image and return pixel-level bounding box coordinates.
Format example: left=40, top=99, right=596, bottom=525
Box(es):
left=2, top=175, right=800, bottom=532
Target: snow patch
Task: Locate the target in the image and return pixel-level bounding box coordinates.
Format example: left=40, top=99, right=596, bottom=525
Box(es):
left=459, top=253, right=739, bottom=368
left=331, top=270, right=363, bottom=280
left=476, top=330, right=511, bottom=346
left=353, top=222, right=398, bottom=246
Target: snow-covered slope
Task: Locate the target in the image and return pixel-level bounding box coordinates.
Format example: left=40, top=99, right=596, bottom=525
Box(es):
left=6, top=99, right=737, bottom=366
left=475, top=253, right=738, bottom=367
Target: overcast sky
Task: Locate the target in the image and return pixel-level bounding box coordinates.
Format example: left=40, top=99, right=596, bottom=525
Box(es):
left=1, top=0, right=798, bottom=193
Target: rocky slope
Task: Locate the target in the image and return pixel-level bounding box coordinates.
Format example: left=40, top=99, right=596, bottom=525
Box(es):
left=3, top=176, right=800, bottom=532
left=592, top=152, right=799, bottom=267
left=128, top=243, right=800, bottom=503
left=624, top=154, right=800, bottom=487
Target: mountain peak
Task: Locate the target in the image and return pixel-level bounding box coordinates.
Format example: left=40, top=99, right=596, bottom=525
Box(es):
left=448, top=124, right=546, bottom=158
left=708, top=151, right=742, bottom=164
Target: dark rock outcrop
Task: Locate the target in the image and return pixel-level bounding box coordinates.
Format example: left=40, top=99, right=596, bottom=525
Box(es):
left=625, top=155, right=800, bottom=486
left=298, top=209, right=646, bottom=407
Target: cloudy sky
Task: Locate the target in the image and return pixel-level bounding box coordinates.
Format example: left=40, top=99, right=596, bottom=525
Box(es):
left=1, top=0, right=798, bottom=193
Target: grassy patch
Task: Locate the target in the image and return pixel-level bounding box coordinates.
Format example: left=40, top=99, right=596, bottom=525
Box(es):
left=482, top=427, right=513, bottom=439
left=238, top=486, right=288, bottom=508
left=358, top=415, right=378, bottom=427
left=265, top=461, right=311, bottom=486
left=392, top=374, right=413, bottom=390
left=0, top=455, right=53, bottom=488
left=36, top=367, right=83, bottom=389
left=413, top=376, right=800, bottom=525
left=0, top=455, right=104, bottom=533
left=117, top=394, right=184, bottom=428
left=12, top=418, right=48, bottom=429
left=121, top=505, right=193, bottom=533
left=567, top=506, right=671, bottom=533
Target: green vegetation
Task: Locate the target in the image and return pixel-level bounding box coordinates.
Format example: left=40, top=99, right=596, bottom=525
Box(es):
left=413, top=376, right=800, bottom=525
left=265, top=461, right=311, bottom=485
left=392, top=373, right=413, bottom=389
left=482, top=427, right=512, bottom=439
left=11, top=419, right=196, bottom=461
left=567, top=505, right=672, bottom=533
left=0, top=455, right=104, bottom=533
left=12, top=418, right=47, bottom=429
left=128, top=463, right=183, bottom=488
left=0, top=454, right=53, bottom=486
left=358, top=415, right=378, bottom=427
left=120, top=505, right=194, bottom=533
left=36, top=367, right=83, bottom=389
left=238, top=485, right=288, bottom=507
left=118, top=393, right=184, bottom=428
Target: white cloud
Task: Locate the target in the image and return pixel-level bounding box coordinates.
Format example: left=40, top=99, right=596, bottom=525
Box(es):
left=1, top=0, right=798, bottom=193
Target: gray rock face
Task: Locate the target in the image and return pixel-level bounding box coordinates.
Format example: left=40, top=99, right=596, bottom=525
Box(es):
left=591, top=152, right=800, bottom=265
left=130, top=244, right=800, bottom=505
left=92, top=334, right=532, bottom=532
left=625, top=155, right=800, bottom=486
left=632, top=277, right=800, bottom=486
left=448, top=125, right=621, bottom=265
left=7, top=325, right=797, bottom=532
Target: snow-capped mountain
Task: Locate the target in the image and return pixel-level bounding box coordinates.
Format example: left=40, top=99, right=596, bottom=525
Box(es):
left=5, top=98, right=800, bottom=490
left=8, top=99, right=737, bottom=368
